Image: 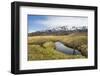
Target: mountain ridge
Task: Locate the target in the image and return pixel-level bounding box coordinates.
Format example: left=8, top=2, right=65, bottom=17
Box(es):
left=28, top=25, right=87, bottom=36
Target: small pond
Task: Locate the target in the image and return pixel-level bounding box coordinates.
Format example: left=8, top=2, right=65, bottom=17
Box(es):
left=55, top=42, right=81, bottom=55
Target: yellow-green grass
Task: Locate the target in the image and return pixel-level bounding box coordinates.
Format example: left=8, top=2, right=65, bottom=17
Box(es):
left=28, top=42, right=85, bottom=61
left=28, top=33, right=87, bottom=60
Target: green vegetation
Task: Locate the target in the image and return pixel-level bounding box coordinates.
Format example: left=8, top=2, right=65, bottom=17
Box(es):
left=28, top=33, right=87, bottom=61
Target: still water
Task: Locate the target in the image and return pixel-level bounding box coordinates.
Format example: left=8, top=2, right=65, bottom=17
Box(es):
left=55, top=42, right=81, bottom=55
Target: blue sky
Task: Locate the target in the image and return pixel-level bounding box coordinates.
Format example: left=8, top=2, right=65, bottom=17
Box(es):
left=28, top=15, right=88, bottom=33
left=28, top=15, right=49, bottom=33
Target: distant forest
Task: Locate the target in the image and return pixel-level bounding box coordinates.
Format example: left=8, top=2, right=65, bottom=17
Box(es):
left=28, top=26, right=87, bottom=36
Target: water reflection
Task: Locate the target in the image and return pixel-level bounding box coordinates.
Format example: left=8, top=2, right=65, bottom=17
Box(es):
left=55, top=42, right=81, bottom=55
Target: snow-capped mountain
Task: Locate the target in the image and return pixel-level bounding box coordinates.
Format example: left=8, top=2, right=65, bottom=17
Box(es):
left=44, top=25, right=87, bottom=32
left=28, top=25, right=88, bottom=36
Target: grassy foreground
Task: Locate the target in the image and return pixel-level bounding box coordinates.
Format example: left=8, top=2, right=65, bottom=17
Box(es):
left=28, top=33, right=87, bottom=61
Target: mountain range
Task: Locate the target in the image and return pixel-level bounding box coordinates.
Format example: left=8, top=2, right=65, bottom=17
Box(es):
left=28, top=25, right=87, bottom=36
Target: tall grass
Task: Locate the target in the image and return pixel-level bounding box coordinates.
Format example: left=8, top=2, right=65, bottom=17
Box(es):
left=28, top=42, right=85, bottom=61
left=28, top=33, right=87, bottom=60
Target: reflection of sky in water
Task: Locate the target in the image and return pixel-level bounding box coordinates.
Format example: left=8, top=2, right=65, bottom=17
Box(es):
left=55, top=42, right=81, bottom=55
left=28, top=15, right=88, bottom=33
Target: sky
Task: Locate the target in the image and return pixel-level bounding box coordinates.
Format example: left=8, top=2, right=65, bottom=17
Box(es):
left=28, top=15, right=88, bottom=33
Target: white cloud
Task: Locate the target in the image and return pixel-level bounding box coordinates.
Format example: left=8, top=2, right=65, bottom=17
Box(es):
left=34, top=16, right=88, bottom=29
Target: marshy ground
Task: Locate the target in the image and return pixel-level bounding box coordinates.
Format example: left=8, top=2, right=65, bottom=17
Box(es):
left=28, top=32, right=87, bottom=61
